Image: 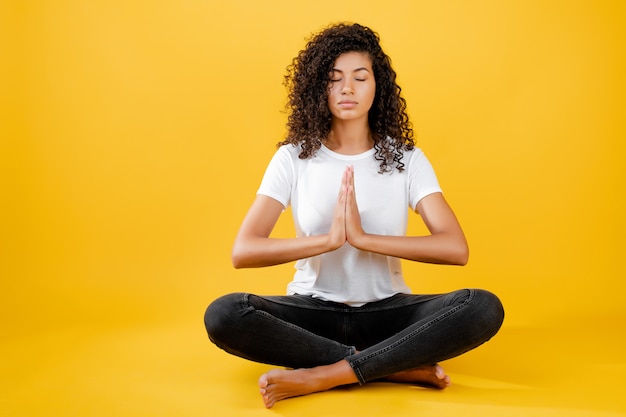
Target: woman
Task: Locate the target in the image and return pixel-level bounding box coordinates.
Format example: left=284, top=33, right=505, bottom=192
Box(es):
left=204, top=23, right=504, bottom=409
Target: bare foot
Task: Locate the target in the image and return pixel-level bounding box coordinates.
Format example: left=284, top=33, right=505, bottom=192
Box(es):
left=257, top=362, right=449, bottom=408
left=258, top=361, right=358, bottom=408
left=383, top=364, right=451, bottom=389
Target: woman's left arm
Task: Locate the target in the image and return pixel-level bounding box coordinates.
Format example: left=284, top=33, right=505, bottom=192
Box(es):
left=344, top=167, right=468, bottom=265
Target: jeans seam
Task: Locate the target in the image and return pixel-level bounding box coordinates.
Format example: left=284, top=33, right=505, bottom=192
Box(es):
left=348, top=359, right=366, bottom=385
left=350, top=289, right=476, bottom=371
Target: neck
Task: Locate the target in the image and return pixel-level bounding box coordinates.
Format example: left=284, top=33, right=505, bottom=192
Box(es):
left=325, top=119, right=373, bottom=155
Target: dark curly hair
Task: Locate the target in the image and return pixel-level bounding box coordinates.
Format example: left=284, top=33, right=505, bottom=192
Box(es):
left=279, top=22, right=415, bottom=173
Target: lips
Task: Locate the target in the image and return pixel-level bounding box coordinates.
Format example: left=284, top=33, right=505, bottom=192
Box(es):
left=338, top=100, right=357, bottom=108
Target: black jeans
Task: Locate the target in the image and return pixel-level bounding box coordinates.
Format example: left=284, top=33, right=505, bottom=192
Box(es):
left=204, top=289, right=504, bottom=384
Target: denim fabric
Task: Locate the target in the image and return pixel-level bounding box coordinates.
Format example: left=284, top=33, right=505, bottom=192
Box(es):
left=204, top=289, right=504, bottom=384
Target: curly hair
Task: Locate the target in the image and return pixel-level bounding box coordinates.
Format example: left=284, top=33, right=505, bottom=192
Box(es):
left=279, top=22, right=415, bottom=173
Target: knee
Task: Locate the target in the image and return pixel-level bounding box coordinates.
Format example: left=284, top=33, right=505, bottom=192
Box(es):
left=471, top=289, right=505, bottom=336
left=204, top=292, right=246, bottom=344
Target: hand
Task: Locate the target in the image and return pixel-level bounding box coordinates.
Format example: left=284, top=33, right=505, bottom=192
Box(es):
left=344, top=166, right=366, bottom=247
left=326, top=168, right=348, bottom=250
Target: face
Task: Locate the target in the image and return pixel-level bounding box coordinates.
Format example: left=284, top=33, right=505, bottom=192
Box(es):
left=327, top=51, right=376, bottom=123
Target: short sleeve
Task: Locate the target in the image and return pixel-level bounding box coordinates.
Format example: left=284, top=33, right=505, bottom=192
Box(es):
left=256, top=145, right=296, bottom=208
left=407, top=149, right=442, bottom=210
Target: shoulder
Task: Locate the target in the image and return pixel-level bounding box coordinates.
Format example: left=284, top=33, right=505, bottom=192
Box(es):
left=274, top=143, right=303, bottom=160
left=403, top=144, right=426, bottom=158
left=399, top=146, right=429, bottom=169
left=267, top=144, right=300, bottom=166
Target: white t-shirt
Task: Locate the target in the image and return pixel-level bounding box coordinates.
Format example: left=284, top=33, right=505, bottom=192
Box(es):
left=257, top=143, right=442, bottom=306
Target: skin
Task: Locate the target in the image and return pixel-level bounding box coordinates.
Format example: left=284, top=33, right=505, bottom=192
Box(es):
left=231, top=52, right=467, bottom=408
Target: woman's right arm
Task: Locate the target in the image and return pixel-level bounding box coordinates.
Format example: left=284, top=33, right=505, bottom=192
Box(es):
left=231, top=193, right=347, bottom=269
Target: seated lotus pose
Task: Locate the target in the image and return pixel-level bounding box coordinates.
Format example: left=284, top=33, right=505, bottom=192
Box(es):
left=204, top=22, right=504, bottom=409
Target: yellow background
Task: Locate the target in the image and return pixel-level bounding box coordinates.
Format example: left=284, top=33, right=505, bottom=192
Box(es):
left=2, top=0, right=625, bottom=416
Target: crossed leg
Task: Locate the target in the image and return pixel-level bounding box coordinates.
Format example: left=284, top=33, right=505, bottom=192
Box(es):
left=206, top=290, right=503, bottom=409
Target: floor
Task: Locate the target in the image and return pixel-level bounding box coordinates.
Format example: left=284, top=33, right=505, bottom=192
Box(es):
left=2, top=318, right=625, bottom=416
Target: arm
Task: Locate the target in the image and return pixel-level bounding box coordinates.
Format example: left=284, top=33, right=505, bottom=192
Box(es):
left=344, top=167, right=469, bottom=265
left=231, top=188, right=348, bottom=268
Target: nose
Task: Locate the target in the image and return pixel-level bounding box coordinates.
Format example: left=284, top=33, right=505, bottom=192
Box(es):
left=339, top=77, right=354, bottom=95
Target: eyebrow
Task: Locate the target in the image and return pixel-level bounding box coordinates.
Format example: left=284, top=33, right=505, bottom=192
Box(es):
left=330, top=67, right=370, bottom=73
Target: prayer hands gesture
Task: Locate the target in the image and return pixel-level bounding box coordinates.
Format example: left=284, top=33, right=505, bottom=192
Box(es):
left=327, top=166, right=366, bottom=250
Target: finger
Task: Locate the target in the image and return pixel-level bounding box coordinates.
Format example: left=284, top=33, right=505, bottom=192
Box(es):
left=348, top=165, right=355, bottom=191
left=340, top=168, right=349, bottom=191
